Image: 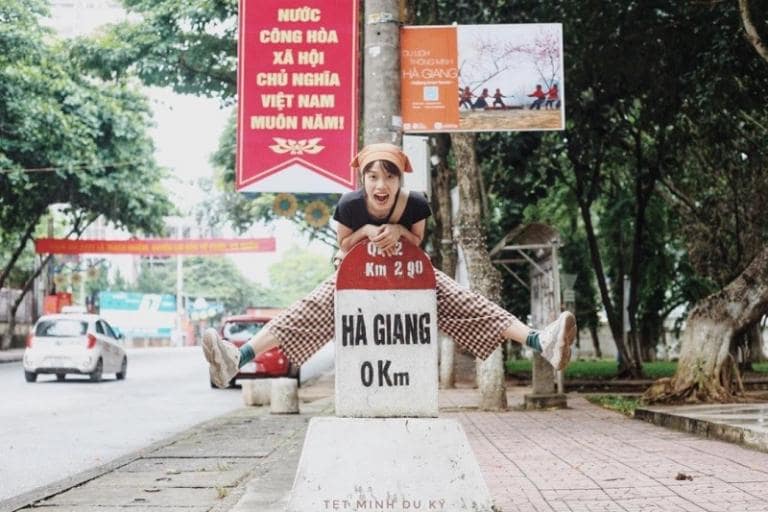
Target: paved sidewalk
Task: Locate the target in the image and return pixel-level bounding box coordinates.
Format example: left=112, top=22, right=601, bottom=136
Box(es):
left=6, top=376, right=768, bottom=512
left=444, top=388, right=768, bottom=512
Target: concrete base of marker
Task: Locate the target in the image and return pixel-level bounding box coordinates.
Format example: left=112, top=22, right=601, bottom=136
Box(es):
left=524, top=393, right=567, bottom=410
left=242, top=379, right=272, bottom=406
left=270, top=378, right=299, bottom=414
left=285, top=417, right=495, bottom=512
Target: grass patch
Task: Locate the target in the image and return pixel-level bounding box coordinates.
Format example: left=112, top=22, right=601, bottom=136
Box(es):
left=641, top=361, right=677, bottom=379
left=506, top=359, right=677, bottom=379
left=507, top=359, right=768, bottom=379
left=585, top=395, right=642, bottom=417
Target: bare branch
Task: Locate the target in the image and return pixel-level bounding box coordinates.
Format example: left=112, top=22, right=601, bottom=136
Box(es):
left=738, top=0, right=768, bottom=63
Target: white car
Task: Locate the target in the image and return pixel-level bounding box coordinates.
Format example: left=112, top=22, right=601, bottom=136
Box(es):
left=23, top=313, right=127, bottom=383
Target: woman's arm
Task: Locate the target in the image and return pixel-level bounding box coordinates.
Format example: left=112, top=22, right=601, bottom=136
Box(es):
left=337, top=223, right=377, bottom=252
left=372, top=220, right=426, bottom=255
left=337, top=219, right=426, bottom=256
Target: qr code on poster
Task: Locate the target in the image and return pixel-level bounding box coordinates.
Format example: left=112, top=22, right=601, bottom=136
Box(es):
left=423, top=86, right=439, bottom=101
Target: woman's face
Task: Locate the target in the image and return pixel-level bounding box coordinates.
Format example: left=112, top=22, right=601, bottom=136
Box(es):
left=363, top=161, right=401, bottom=218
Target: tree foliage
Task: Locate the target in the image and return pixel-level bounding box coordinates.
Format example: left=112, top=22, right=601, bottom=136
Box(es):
left=267, top=247, right=333, bottom=306
left=129, top=249, right=331, bottom=312
left=70, top=0, right=239, bottom=101
left=130, top=256, right=273, bottom=314
left=0, top=0, right=172, bottom=347
left=1, top=1, right=171, bottom=238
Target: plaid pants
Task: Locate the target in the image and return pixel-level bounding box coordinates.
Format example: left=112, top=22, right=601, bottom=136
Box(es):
left=267, top=269, right=516, bottom=366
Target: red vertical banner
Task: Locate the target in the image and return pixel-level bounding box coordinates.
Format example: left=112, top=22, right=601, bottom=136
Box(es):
left=237, top=1, right=359, bottom=193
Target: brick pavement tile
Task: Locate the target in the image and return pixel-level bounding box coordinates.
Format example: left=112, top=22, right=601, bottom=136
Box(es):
left=493, top=501, right=552, bottom=512
left=663, top=479, right=750, bottom=496
left=718, top=470, right=768, bottom=483
left=559, top=500, right=626, bottom=511
left=696, top=500, right=768, bottom=512
left=541, top=489, right=613, bottom=501
left=603, top=486, right=677, bottom=500
left=614, top=496, right=707, bottom=512
left=548, top=502, right=573, bottom=512
left=733, top=481, right=768, bottom=498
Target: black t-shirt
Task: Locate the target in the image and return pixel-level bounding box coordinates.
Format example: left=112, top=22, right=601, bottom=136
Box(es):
left=332, top=189, right=431, bottom=231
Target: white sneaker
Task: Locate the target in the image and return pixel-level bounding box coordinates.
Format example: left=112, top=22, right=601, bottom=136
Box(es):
left=202, top=328, right=240, bottom=388
left=539, top=312, right=576, bottom=371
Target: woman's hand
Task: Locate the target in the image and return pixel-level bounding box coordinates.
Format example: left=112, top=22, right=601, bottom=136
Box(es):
left=363, top=224, right=380, bottom=241
left=372, top=224, right=403, bottom=256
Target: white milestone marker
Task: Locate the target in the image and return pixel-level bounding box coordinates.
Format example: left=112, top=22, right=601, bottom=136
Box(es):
left=334, top=240, right=438, bottom=417
left=287, top=240, right=495, bottom=512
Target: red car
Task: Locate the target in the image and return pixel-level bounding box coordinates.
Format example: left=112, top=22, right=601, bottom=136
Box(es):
left=212, top=310, right=300, bottom=387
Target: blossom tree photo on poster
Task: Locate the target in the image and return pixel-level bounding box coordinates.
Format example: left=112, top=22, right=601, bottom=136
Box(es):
left=457, top=24, right=564, bottom=131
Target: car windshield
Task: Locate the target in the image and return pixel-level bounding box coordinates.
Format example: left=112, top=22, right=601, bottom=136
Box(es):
left=223, top=321, right=265, bottom=342
left=35, top=319, right=88, bottom=337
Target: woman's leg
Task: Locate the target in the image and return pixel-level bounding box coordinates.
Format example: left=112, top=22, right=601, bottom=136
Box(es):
left=203, top=275, right=336, bottom=388
left=500, top=316, right=534, bottom=343
left=435, top=269, right=576, bottom=370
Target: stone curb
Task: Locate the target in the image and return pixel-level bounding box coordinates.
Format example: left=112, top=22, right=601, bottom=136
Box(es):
left=635, top=406, right=768, bottom=455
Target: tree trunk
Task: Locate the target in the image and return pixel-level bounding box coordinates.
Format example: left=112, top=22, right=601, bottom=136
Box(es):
left=432, top=134, right=456, bottom=277
left=0, top=212, right=43, bottom=291
left=579, top=198, right=639, bottom=376
left=1, top=254, right=52, bottom=350
left=452, top=132, right=507, bottom=411
left=589, top=323, right=602, bottom=359
left=431, top=134, right=457, bottom=389
left=746, top=322, right=767, bottom=365
left=643, top=246, right=768, bottom=403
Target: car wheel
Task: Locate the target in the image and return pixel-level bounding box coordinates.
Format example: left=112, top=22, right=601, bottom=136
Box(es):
left=287, top=363, right=301, bottom=388
left=116, top=357, right=127, bottom=380
left=56, top=373, right=66, bottom=382
left=90, top=358, right=103, bottom=383
left=24, top=371, right=37, bottom=383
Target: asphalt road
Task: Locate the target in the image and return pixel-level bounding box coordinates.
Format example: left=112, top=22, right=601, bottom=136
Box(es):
left=0, top=344, right=332, bottom=503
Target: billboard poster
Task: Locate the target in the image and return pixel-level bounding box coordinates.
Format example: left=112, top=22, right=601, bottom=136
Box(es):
left=401, top=24, right=564, bottom=133
left=236, top=0, right=359, bottom=193
left=99, top=292, right=176, bottom=339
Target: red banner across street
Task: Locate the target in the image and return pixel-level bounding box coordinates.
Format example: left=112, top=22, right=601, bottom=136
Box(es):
left=34, top=238, right=277, bottom=256
left=236, top=0, right=359, bottom=193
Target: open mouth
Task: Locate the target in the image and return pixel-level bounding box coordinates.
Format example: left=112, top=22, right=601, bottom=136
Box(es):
left=373, top=193, right=389, bottom=206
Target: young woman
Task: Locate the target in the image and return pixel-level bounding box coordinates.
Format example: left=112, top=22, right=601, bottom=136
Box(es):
left=202, top=143, right=576, bottom=388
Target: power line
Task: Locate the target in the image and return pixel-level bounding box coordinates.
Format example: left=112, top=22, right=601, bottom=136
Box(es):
left=0, top=160, right=149, bottom=174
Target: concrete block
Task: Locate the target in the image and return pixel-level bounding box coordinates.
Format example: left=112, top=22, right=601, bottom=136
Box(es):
left=270, top=378, right=299, bottom=414
left=285, top=417, right=495, bottom=512
left=532, top=352, right=557, bottom=394
left=242, top=379, right=271, bottom=406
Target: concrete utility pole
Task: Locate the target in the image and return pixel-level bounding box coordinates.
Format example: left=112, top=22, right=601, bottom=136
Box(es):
left=363, top=0, right=402, bottom=146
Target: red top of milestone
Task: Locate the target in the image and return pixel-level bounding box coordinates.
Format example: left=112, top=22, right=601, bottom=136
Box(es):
left=336, top=241, right=436, bottom=291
